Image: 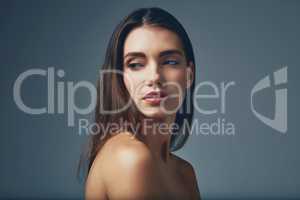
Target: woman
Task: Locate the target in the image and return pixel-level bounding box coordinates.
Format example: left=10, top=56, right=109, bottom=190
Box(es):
left=84, top=7, right=201, bottom=200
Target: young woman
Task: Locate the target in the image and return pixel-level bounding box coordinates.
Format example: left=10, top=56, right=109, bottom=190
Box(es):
left=84, top=7, right=201, bottom=200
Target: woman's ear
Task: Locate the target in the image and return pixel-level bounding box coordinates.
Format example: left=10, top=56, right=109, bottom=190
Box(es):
left=186, top=61, right=194, bottom=89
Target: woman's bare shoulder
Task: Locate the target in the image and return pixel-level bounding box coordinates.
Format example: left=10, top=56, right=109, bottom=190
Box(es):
left=88, top=131, right=154, bottom=179
left=96, top=132, right=153, bottom=166
left=85, top=132, right=160, bottom=200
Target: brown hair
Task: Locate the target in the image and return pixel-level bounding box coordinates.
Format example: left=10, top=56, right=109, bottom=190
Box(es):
left=78, top=7, right=196, bottom=179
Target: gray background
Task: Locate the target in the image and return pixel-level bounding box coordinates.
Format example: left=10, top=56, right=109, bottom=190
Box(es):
left=1, top=0, right=299, bottom=199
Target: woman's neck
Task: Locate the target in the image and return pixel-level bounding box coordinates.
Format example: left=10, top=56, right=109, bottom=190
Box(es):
left=140, top=114, right=176, bottom=164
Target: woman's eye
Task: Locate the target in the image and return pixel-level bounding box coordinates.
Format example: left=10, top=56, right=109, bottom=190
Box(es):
left=163, top=60, right=179, bottom=65
left=127, top=63, right=144, bottom=69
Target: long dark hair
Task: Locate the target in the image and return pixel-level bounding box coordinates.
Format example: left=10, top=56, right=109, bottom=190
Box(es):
left=79, top=7, right=196, bottom=178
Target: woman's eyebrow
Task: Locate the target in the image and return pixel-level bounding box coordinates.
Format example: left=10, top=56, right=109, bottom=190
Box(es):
left=159, top=49, right=184, bottom=57
left=124, top=52, right=146, bottom=60
left=123, top=49, right=183, bottom=60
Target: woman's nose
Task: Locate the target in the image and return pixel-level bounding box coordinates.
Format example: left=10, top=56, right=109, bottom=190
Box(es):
left=146, top=63, right=163, bottom=87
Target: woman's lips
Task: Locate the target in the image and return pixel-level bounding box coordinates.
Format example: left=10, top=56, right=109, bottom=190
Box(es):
left=142, top=91, right=168, bottom=105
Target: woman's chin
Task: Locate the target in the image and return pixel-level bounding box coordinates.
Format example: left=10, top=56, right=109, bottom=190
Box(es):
left=140, top=108, right=174, bottom=120
left=136, top=101, right=179, bottom=119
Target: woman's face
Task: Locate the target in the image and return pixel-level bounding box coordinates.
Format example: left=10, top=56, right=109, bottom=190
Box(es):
left=123, top=26, right=193, bottom=119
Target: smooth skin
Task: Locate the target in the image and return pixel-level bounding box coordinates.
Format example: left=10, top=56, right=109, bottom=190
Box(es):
left=85, top=26, right=201, bottom=200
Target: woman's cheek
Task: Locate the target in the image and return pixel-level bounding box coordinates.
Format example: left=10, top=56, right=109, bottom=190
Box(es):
left=127, top=76, right=144, bottom=99
left=165, top=70, right=187, bottom=89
